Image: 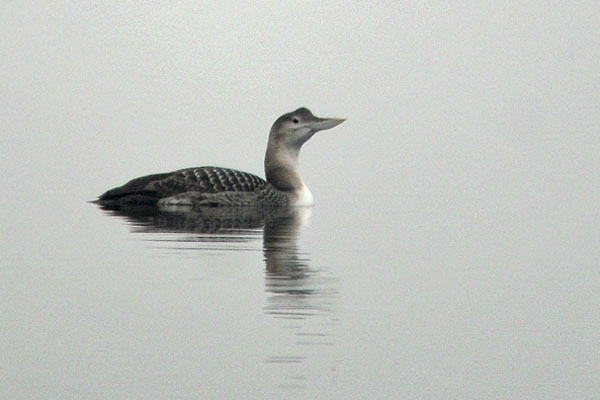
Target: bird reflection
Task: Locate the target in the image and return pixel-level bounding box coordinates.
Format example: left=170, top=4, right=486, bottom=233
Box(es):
left=98, top=204, right=338, bottom=388
left=99, top=204, right=336, bottom=319
left=262, top=209, right=336, bottom=321
left=97, top=206, right=333, bottom=303
left=98, top=204, right=268, bottom=234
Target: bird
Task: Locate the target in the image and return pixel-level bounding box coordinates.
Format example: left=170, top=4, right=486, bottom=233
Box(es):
left=95, top=107, right=345, bottom=209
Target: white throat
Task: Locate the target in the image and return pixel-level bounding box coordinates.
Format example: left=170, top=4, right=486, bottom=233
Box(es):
left=292, top=184, right=314, bottom=206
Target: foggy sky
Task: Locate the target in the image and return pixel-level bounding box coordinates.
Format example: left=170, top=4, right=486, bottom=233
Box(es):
left=2, top=2, right=598, bottom=233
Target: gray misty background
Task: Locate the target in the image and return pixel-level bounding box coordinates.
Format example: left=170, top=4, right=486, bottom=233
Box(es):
left=2, top=2, right=598, bottom=219
left=2, top=2, right=599, bottom=399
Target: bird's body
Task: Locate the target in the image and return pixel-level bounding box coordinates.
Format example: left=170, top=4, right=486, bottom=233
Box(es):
left=97, top=166, right=285, bottom=208
left=96, top=108, right=344, bottom=209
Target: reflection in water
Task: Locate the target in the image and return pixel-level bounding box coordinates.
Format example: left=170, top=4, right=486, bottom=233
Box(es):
left=100, top=205, right=267, bottom=234
left=98, top=205, right=338, bottom=391
left=262, top=208, right=339, bottom=390
left=263, top=208, right=337, bottom=332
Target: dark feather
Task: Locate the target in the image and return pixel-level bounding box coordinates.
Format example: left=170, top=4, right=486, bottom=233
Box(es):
left=96, top=167, right=267, bottom=207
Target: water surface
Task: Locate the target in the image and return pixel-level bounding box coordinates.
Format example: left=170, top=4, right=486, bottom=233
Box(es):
left=2, top=3, right=599, bottom=398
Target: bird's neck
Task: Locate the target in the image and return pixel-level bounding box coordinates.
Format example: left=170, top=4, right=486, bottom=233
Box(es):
left=264, top=142, right=304, bottom=192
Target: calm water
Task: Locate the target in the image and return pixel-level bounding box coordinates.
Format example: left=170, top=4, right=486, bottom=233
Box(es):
left=3, top=3, right=599, bottom=398
left=2, top=178, right=598, bottom=398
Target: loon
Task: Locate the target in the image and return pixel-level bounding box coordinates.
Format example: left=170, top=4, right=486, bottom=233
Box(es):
left=96, top=107, right=345, bottom=208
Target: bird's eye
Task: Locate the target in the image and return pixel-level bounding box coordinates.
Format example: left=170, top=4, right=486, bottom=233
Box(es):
left=292, top=118, right=299, bottom=124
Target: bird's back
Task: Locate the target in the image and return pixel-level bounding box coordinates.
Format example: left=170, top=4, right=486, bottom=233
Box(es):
left=97, top=166, right=269, bottom=208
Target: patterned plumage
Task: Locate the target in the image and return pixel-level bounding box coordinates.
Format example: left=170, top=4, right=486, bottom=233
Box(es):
left=97, top=167, right=289, bottom=208
left=148, top=167, right=266, bottom=195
